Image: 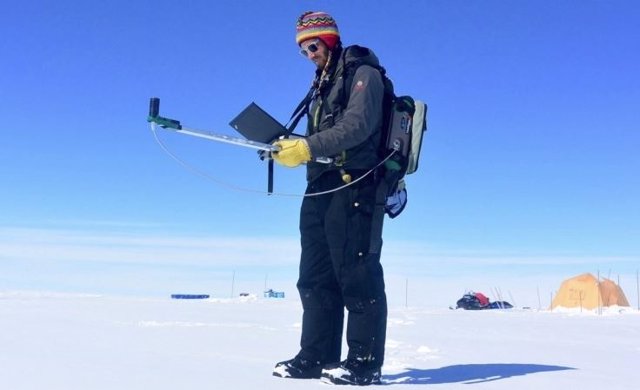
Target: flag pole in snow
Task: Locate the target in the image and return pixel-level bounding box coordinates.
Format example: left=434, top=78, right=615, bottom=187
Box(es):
left=231, top=270, right=235, bottom=298
left=405, top=278, right=408, bottom=308
left=508, top=291, right=516, bottom=309
left=636, top=270, right=640, bottom=311
left=597, top=270, right=602, bottom=315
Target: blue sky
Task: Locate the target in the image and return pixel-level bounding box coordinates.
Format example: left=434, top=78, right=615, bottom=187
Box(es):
left=1, top=1, right=638, bottom=301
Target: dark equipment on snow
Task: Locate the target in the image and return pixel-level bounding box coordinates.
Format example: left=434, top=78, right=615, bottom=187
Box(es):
left=456, top=292, right=489, bottom=310
left=489, top=301, right=514, bottom=309
left=455, top=291, right=513, bottom=310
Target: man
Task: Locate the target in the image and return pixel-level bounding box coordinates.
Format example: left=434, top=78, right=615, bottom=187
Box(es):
left=270, top=11, right=388, bottom=386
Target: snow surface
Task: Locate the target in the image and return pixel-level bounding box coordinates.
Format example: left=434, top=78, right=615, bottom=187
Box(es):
left=1, top=291, right=639, bottom=389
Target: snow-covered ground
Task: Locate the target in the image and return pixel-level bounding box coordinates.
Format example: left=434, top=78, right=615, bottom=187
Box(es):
left=1, top=291, right=638, bottom=389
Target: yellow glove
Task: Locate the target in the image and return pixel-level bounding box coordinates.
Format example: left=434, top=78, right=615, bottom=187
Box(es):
left=272, top=139, right=312, bottom=168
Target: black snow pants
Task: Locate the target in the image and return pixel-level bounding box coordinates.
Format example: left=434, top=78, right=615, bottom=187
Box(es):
left=296, top=170, right=387, bottom=369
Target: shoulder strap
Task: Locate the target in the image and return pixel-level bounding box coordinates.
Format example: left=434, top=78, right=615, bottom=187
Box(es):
left=338, top=46, right=362, bottom=109
left=285, top=86, right=315, bottom=136
left=268, top=82, right=315, bottom=194
left=284, top=44, right=342, bottom=136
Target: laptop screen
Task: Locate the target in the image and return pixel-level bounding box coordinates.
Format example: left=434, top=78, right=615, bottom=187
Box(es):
left=229, top=102, right=288, bottom=144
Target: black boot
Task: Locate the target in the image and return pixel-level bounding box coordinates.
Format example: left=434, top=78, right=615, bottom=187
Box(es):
left=321, top=358, right=382, bottom=385
left=273, top=355, right=323, bottom=379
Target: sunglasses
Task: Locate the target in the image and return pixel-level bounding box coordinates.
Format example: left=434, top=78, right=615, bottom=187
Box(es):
left=299, top=39, right=321, bottom=57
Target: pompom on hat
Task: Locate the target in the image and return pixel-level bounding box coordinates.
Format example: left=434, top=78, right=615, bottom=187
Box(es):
left=296, top=11, right=340, bottom=50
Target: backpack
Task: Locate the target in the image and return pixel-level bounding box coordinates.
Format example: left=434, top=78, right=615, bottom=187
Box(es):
left=285, top=45, right=428, bottom=218
left=340, top=46, right=428, bottom=218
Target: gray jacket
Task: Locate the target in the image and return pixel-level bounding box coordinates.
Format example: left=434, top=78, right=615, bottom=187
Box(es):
left=304, top=46, right=385, bottom=183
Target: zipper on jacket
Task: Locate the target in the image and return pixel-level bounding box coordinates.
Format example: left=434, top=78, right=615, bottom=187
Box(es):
left=312, top=100, right=322, bottom=132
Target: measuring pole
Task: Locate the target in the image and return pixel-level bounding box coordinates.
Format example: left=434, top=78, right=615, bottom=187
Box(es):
left=147, top=97, right=333, bottom=163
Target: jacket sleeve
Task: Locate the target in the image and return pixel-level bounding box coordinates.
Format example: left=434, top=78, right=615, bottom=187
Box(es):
left=305, top=65, right=384, bottom=158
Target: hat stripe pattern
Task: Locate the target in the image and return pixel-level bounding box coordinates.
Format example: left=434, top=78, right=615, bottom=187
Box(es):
left=296, top=11, right=340, bottom=45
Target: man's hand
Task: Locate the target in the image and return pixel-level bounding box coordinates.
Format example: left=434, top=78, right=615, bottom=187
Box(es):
left=272, top=139, right=312, bottom=168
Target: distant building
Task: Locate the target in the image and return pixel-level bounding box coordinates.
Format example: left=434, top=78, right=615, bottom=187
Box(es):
left=170, top=294, right=210, bottom=299
left=264, top=289, right=285, bottom=298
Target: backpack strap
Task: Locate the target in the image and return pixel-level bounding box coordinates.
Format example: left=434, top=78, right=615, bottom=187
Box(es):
left=266, top=86, right=315, bottom=194
left=285, top=86, right=315, bottom=136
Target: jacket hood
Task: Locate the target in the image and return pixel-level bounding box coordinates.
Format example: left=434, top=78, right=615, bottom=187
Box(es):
left=341, top=45, right=381, bottom=69
left=315, top=45, right=382, bottom=82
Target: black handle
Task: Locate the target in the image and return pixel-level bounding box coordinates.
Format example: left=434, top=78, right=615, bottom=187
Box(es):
left=149, top=97, right=160, bottom=118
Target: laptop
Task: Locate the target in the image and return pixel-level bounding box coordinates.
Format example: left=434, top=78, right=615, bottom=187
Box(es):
left=229, top=102, right=289, bottom=144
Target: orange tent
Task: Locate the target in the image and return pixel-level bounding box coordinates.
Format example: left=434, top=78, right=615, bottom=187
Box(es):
left=551, top=273, right=630, bottom=310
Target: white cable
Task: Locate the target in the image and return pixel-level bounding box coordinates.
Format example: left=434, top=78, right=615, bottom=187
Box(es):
left=150, top=123, right=394, bottom=198
left=151, top=123, right=266, bottom=194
